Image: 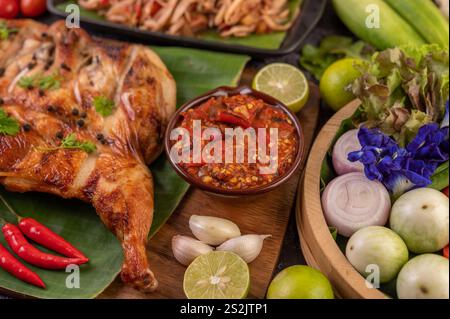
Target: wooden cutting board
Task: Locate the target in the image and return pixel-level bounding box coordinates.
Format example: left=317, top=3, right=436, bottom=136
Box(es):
left=100, top=83, right=321, bottom=299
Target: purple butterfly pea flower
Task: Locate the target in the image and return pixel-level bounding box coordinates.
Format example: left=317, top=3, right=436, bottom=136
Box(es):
left=348, top=123, right=449, bottom=197
left=407, top=124, right=449, bottom=163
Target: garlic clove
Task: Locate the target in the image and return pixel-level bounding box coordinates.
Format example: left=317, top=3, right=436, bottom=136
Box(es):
left=172, top=235, right=214, bottom=266
left=189, top=215, right=241, bottom=246
left=216, top=234, right=271, bottom=263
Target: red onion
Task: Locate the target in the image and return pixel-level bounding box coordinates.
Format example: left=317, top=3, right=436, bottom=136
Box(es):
left=332, top=129, right=364, bottom=176
left=322, top=172, right=391, bottom=237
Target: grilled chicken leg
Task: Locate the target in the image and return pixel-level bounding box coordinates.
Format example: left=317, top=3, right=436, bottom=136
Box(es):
left=0, top=20, right=177, bottom=292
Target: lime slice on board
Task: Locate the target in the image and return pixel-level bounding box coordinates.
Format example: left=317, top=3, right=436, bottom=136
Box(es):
left=253, top=63, right=310, bottom=113
left=183, top=251, right=250, bottom=299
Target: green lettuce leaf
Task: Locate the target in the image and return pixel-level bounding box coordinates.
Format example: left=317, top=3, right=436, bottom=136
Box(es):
left=300, top=36, right=374, bottom=80
left=351, top=44, right=449, bottom=144
left=429, top=161, right=450, bottom=191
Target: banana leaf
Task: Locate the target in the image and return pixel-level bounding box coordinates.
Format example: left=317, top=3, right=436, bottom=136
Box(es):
left=0, top=47, right=249, bottom=298
left=0, top=189, right=123, bottom=299
left=56, top=0, right=302, bottom=50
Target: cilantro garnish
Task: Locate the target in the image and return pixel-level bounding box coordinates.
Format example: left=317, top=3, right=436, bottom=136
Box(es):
left=40, top=133, right=96, bottom=154
left=18, top=75, right=37, bottom=89
left=0, top=22, right=18, bottom=41
left=17, top=73, right=61, bottom=91
left=38, top=74, right=61, bottom=91
left=93, top=96, right=115, bottom=117
left=0, top=109, right=20, bottom=136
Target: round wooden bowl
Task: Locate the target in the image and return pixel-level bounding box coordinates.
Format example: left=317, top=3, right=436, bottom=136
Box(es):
left=296, top=100, right=386, bottom=299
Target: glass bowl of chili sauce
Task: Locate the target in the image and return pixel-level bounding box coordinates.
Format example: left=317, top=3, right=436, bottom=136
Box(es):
left=164, top=86, right=304, bottom=198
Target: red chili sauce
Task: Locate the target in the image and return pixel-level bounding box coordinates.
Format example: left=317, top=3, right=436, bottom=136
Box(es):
left=175, top=94, right=299, bottom=190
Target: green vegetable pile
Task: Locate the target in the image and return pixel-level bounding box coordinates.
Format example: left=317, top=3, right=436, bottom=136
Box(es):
left=351, top=44, right=449, bottom=147
left=300, top=36, right=374, bottom=80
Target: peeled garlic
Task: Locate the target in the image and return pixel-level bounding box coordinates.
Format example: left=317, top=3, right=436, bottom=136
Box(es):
left=217, top=235, right=271, bottom=263
left=189, top=215, right=241, bottom=246
left=172, top=235, right=214, bottom=266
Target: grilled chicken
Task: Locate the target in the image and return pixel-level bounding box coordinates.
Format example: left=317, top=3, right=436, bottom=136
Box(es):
left=0, top=19, right=177, bottom=292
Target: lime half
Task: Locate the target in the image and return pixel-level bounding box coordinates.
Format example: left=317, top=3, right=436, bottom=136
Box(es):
left=253, top=63, right=310, bottom=113
left=183, top=251, right=250, bottom=299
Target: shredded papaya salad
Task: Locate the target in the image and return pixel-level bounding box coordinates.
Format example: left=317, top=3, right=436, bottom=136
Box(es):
left=78, top=0, right=296, bottom=37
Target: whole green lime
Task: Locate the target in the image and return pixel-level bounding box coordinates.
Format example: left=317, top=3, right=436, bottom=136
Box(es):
left=319, top=58, right=363, bottom=111
left=267, top=265, right=334, bottom=299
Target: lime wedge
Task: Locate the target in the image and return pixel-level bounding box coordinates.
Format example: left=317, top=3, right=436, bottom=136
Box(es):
left=183, top=251, right=250, bottom=299
left=253, top=63, right=310, bottom=113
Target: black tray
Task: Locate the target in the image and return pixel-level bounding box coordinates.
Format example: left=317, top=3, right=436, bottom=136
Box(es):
left=47, top=0, right=326, bottom=58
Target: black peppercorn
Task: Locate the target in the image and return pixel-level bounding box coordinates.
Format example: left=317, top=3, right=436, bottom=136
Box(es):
left=101, top=139, right=108, bottom=145
left=27, top=62, right=37, bottom=70
left=96, top=133, right=105, bottom=141
left=38, top=89, right=45, bottom=97
left=80, top=111, right=87, bottom=119
left=72, top=108, right=80, bottom=116
left=56, top=131, right=64, bottom=139
left=61, top=63, right=71, bottom=72
left=23, top=124, right=32, bottom=132
left=47, top=106, right=55, bottom=112
left=77, top=119, right=85, bottom=128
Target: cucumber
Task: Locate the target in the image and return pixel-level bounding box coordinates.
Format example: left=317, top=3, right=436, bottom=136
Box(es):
left=384, top=0, right=449, bottom=48
left=332, top=0, right=426, bottom=50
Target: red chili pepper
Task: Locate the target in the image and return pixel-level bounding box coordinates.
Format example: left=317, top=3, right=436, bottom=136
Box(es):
left=2, top=224, right=87, bottom=270
left=18, top=218, right=88, bottom=262
left=0, top=243, right=45, bottom=289
left=444, top=245, right=449, bottom=259
left=216, top=112, right=251, bottom=128
left=184, top=162, right=205, bottom=168
left=0, top=194, right=88, bottom=261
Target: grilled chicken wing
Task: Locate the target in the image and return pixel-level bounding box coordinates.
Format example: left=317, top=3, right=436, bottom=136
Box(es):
left=0, top=19, right=177, bottom=292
